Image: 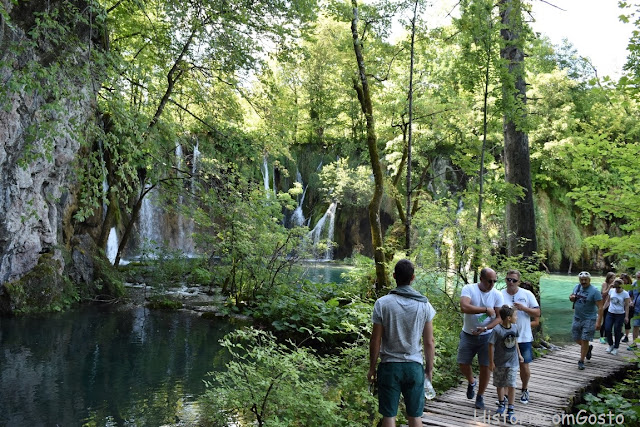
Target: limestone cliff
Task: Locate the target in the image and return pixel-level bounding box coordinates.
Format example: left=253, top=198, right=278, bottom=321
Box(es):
left=0, top=0, right=101, bottom=308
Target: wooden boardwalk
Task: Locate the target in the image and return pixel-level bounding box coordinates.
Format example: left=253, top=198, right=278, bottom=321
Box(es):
left=420, top=341, right=636, bottom=426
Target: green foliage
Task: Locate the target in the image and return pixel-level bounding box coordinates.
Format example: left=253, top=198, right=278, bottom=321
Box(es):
left=575, top=377, right=640, bottom=426
left=4, top=254, right=79, bottom=314
left=200, top=328, right=352, bottom=426
left=138, top=249, right=194, bottom=288
left=318, top=158, right=373, bottom=208
left=196, top=161, right=309, bottom=305
left=251, top=279, right=371, bottom=347
left=89, top=252, right=126, bottom=299
left=147, top=296, right=183, bottom=310
left=192, top=267, right=214, bottom=286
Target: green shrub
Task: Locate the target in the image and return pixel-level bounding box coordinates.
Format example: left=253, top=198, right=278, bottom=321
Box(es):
left=251, top=280, right=370, bottom=348
left=147, top=296, right=183, bottom=310
left=200, top=328, right=351, bottom=426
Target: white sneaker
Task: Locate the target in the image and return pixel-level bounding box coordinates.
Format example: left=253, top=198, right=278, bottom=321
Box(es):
left=611, top=348, right=618, bottom=355
left=605, top=346, right=613, bottom=353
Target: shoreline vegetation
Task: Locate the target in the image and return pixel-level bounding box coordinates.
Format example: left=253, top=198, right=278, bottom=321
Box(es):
left=108, top=260, right=638, bottom=426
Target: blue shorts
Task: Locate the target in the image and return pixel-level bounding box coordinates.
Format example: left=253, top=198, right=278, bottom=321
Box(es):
left=377, top=362, right=425, bottom=418
left=633, top=317, right=640, bottom=328
left=457, top=331, right=491, bottom=366
left=518, top=342, right=533, bottom=364
left=572, top=317, right=596, bottom=342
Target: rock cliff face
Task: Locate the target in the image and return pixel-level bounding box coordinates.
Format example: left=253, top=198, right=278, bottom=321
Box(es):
left=0, top=0, right=98, bottom=285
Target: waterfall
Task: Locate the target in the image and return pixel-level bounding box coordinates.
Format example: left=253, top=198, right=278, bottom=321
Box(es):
left=291, top=169, right=308, bottom=227
left=272, top=162, right=276, bottom=197
left=192, top=142, right=200, bottom=176
left=262, top=155, right=270, bottom=195
left=140, top=187, right=162, bottom=246
left=308, top=202, right=337, bottom=261
left=183, top=142, right=200, bottom=255
left=102, top=176, right=118, bottom=264
left=175, top=143, right=186, bottom=250
left=106, top=227, right=118, bottom=264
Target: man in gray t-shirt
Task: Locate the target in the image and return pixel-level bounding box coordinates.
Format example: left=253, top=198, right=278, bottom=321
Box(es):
left=569, top=272, right=603, bottom=370
left=368, top=259, right=436, bottom=427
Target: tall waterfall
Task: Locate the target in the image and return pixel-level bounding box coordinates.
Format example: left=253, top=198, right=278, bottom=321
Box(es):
left=308, top=202, right=337, bottom=261
left=140, top=187, right=162, bottom=247
left=175, top=143, right=186, bottom=251
left=184, top=142, right=199, bottom=255
left=102, top=177, right=119, bottom=265
left=262, top=155, right=270, bottom=196
left=291, top=169, right=308, bottom=227
left=106, top=228, right=118, bottom=264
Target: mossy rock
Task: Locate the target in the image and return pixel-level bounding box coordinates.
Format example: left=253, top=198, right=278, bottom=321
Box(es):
left=2, top=253, right=77, bottom=314
left=66, top=233, right=124, bottom=301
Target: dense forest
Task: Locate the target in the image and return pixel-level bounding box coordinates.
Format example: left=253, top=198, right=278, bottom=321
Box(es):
left=2, top=0, right=640, bottom=425
left=2, top=0, right=639, bottom=307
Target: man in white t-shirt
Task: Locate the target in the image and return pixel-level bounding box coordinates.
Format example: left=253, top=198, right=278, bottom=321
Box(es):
left=368, top=259, right=436, bottom=427
left=458, top=267, right=503, bottom=410
left=501, top=269, right=540, bottom=405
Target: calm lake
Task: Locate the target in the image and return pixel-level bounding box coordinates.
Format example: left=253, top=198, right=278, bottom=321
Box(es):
left=0, top=268, right=593, bottom=425
left=0, top=305, right=240, bottom=426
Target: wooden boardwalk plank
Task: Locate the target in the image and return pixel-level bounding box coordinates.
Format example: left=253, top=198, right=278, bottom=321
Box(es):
left=419, top=341, right=635, bottom=426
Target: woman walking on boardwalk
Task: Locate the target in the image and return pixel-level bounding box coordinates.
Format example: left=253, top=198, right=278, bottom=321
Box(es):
left=604, top=278, right=630, bottom=355
left=599, top=272, right=616, bottom=343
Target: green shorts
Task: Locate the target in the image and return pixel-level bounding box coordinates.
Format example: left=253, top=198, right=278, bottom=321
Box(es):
left=377, top=362, right=425, bottom=418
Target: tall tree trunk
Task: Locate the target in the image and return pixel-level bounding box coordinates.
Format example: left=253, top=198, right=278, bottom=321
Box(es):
left=405, top=0, right=418, bottom=252
left=500, top=0, right=537, bottom=258
left=473, top=19, right=493, bottom=283
left=351, top=1, right=389, bottom=290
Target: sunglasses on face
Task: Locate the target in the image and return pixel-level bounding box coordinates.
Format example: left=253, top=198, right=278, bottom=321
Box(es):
left=505, top=277, right=518, bottom=283
left=486, top=279, right=497, bottom=284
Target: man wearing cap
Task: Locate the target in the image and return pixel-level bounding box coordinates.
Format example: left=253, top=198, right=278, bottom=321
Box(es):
left=569, top=272, right=603, bottom=370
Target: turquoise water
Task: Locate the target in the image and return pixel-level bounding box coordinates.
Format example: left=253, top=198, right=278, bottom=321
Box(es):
left=539, top=273, right=605, bottom=343
left=296, top=262, right=353, bottom=284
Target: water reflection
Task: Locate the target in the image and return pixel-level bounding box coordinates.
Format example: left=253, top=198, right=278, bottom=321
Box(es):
left=0, top=306, right=237, bottom=426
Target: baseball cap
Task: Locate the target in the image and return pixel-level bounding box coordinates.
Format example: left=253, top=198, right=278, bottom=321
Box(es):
left=578, top=271, right=591, bottom=278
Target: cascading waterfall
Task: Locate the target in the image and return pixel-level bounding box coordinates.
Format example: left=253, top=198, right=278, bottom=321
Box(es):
left=140, top=187, right=162, bottom=247
left=175, top=143, right=186, bottom=250
left=102, top=177, right=119, bottom=264
left=183, top=141, right=200, bottom=254
left=308, top=201, right=337, bottom=261
left=291, top=169, right=308, bottom=227
left=262, top=155, right=270, bottom=196
left=106, top=227, right=118, bottom=264
left=100, top=143, right=120, bottom=265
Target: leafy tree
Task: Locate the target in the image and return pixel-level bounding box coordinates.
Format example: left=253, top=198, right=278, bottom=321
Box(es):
left=77, top=0, right=318, bottom=263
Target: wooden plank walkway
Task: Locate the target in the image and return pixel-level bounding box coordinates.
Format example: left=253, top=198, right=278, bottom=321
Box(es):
left=420, top=341, right=636, bottom=426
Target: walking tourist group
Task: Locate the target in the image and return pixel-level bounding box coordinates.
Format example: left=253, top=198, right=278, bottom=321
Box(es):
left=367, top=260, right=638, bottom=426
